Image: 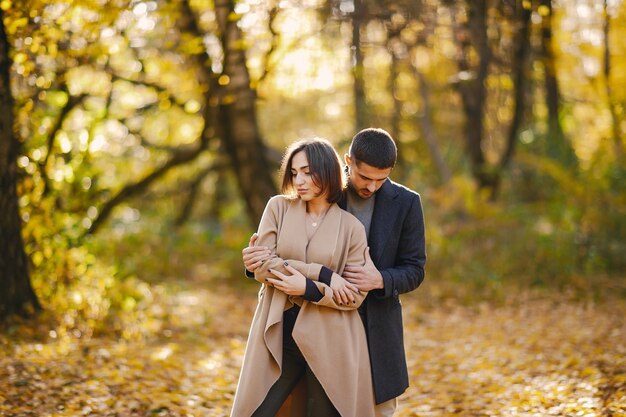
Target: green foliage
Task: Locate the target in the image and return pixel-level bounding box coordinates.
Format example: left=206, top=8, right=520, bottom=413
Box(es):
left=426, top=148, right=626, bottom=301
left=21, top=208, right=155, bottom=340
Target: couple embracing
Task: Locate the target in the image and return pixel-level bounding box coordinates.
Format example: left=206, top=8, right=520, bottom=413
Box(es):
left=231, top=128, right=426, bottom=417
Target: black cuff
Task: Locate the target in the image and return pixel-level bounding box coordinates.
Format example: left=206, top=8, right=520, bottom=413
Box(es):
left=319, top=266, right=333, bottom=286
left=303, top=280, right=324, bottom=302
left=245, top=268, right=255, bottom=279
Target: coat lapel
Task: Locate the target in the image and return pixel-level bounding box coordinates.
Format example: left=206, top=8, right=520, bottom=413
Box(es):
left=277, top=198, right=308, bottom=261
left=278, top=198, right=343, bottom=268
left=266, top=198, right=308, bottom=367
left=308, top=203, right=342, bottom=268
left=369, top=180, right=399, bottom=264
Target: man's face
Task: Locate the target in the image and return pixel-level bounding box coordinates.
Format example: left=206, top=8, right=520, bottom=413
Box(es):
left=345, top=154, right=392, bottom=199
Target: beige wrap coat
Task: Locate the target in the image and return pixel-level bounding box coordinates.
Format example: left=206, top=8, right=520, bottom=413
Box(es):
left=231, top=195, right=375, bottom=417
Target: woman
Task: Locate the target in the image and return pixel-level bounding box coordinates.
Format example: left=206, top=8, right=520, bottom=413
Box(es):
left=231, top=138, right=375, bottom=417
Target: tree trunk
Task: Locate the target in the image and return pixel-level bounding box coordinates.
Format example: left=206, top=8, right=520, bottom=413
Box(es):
left=540, top=0, right=577, bottom=165
left=454, top=0, right=494, bottom=190
left=389, top=51, right=401, bottom=152
left=214, top=0, right=277, bottom=225
left=388, top=47, right=408, bottom=180
left=603, top=0, right=623, bottom=158
left=352, top=0, right=368, bottom=131
left=0, top=11, right=41, bottom=320
left=416, top=70, right=452, bottom=184
left=499, top=3, right=531, bottom=171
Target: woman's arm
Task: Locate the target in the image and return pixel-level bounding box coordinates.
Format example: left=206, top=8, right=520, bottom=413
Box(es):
left=307, top=222, right=369, bottom=311
left=252, top=197, right=337, bottom=284
left=251, top=197, right=298, bottom=283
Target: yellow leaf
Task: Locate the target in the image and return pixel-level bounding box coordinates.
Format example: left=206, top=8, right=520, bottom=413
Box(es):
left=538, top=5, right=550, bottom=16
left=13, top=52, right=27, bottom=64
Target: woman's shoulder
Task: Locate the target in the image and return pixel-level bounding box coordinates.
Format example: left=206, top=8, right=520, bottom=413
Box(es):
left=266, top=195, right=299, bottom=211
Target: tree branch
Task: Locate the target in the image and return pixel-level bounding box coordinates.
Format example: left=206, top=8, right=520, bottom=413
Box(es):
left=173, top=162, right=223, bottom=227
left=257, top=6, right=280, bottom=83
left=86, top=142, right=209, bottom=235
left=40, top=91, right=88, bottom=195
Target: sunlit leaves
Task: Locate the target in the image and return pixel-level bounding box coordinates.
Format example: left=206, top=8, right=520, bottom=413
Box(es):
left=178, top=32, right=205, bottom=55
left=65, top=66, right=111, bottom=96
left=4, top=16, right=27, bottom=35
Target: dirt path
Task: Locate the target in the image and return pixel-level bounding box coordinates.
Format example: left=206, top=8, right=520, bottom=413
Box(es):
left=1, top=285, right=624, bottom=416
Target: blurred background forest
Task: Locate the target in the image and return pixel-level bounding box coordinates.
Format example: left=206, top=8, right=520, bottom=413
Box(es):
left=1, top=0, right=625, bottom=416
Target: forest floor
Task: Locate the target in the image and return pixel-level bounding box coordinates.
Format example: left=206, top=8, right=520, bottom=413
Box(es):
left=1, top=278, right=625, bottom=417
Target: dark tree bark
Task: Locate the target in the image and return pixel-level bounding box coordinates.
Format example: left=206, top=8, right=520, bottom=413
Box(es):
left=540, top=0, right=577, bottom=165
left=352, top=0, right=368, bottom=131
left=452, top=1, right=534, bottom=197
left=0, top=11, right=41, bottom=320
left=214, top=0, right=277, bottom=225
left=454, top=0, right=493, bottom=189
left=499, top=3, right=531, bottom=172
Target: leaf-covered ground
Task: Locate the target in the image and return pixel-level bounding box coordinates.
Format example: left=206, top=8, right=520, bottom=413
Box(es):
left=1, top=282, right=625, bottom=417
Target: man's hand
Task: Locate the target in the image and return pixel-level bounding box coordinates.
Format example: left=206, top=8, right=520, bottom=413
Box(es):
left=266, top=264, right=306, bottom=296
left=343, top=247, right=384, bottom=292
left=242, top=233, right=271, bottom=272
left=330, top=273, right=359, bottom=305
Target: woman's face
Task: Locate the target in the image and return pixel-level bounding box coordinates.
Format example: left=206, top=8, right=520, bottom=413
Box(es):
left=291, top=150, right=323, bottom=202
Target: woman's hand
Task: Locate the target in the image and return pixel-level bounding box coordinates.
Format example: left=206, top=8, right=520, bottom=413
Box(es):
left=266, top=264, right=306, bottom=296
left=242, top=233, right=271, bottom=272
left=330, top=273, right=360, bottom=305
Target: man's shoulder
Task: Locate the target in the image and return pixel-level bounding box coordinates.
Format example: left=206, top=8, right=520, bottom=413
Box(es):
left=386, top=180, right=421, bottom=202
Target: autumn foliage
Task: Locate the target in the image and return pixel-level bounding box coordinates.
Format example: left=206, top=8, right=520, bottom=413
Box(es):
left=1, top=0, right=626, bottom=415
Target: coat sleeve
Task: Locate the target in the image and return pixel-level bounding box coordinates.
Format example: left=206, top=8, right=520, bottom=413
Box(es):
left=374, top=192, right=426, bottom=299
left=252, top=197, right=332, bottom=284
left=309, top=220, right=369, bottom=311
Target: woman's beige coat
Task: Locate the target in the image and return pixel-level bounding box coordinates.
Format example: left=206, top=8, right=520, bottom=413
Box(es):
left=231, top=196, right=375, bottom=417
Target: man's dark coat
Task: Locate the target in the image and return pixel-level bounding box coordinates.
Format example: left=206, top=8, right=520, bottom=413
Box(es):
left=339, top=179, right=426, bottom=404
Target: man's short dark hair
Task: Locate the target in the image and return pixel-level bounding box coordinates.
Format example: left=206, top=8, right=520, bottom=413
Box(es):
left=349, top=128, right=397, bottom=169
left=280, top=137, right=346, bottom=204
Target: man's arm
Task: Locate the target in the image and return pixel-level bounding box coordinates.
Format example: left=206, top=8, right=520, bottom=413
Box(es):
left=374, top=193, right=426, bottom=298
left=344, top=193, right=426, bottom=298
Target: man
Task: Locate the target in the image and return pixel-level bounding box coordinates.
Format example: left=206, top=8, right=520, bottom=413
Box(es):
left=243, top=128, right=426, bottom=416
